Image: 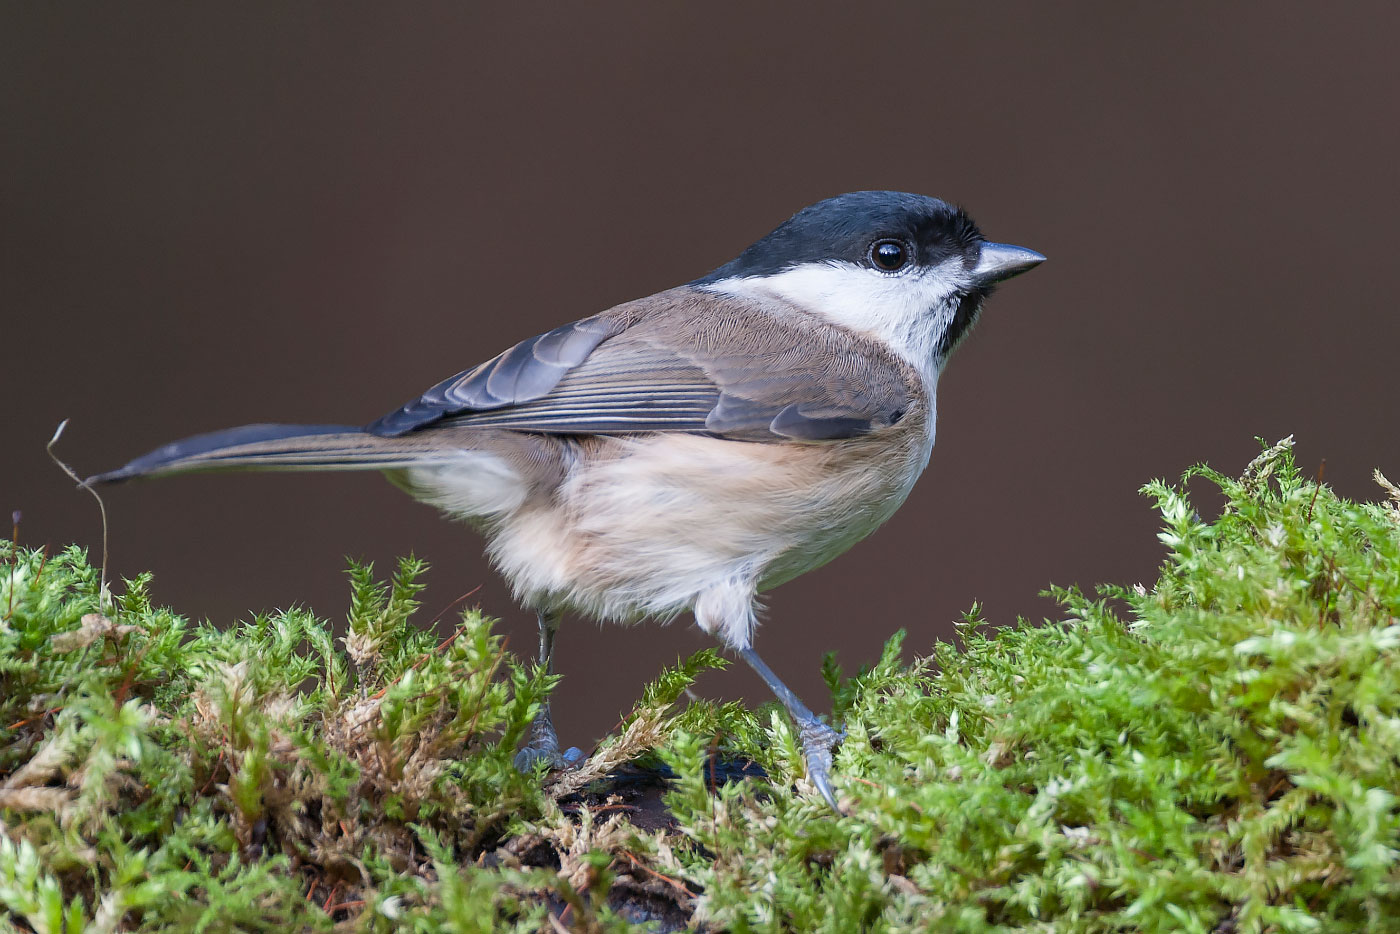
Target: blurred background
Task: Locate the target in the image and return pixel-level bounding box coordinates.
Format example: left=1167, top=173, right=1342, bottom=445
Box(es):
left=4, top=4, right=1398, bottom=744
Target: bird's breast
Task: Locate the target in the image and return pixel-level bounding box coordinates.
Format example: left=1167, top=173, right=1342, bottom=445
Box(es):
left=481, top=406, right=934, bottom=621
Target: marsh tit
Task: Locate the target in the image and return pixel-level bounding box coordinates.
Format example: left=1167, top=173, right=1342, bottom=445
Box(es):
left=89, top=190, right=1044, bottom=809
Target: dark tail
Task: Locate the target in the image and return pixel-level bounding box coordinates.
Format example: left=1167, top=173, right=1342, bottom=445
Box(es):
left=85, top=423, right=450, bottom=485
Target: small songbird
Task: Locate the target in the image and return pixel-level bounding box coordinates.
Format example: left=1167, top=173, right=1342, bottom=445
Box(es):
left=88, top=191, right=1043, bottom=808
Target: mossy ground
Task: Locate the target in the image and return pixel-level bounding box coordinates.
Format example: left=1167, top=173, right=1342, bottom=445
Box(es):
left=3, top=438, right=1400, bottom=933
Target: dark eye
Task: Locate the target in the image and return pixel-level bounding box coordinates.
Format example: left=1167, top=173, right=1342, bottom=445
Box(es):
left=870, top=239, right=908, bottom=272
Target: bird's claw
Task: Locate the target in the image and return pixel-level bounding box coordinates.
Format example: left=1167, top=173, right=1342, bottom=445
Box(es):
left=513, top=711, right=583, bottom=772
left=797, top=718, right=844, bottom=811
left=512, top=743, right=584, bottom=772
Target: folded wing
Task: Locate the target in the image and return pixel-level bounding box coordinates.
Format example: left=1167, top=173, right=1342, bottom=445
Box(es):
left=367, top=287, right=916, bottom=443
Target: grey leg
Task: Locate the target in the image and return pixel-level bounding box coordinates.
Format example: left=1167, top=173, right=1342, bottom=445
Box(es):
left=739, top=646, right=844, bottom=811
left=513, top=611, right=581, bottom=771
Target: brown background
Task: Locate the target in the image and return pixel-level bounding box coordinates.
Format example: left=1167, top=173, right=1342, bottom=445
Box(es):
left=4, top=5, right=1399, bottom=745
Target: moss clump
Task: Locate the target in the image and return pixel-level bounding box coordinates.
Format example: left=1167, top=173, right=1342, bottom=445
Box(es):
left=3, top=438, right=1400, bottom=932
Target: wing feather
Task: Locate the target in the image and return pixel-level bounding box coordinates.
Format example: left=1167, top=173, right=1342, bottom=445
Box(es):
left=368, top=287, right=916, bottom=442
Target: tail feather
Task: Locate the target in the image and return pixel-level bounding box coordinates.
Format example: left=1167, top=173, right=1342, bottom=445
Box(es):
left=85, top=423, right=447, bottom=485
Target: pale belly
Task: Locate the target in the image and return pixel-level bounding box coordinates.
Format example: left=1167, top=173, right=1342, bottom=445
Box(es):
left=467, top=423, right=934, bottom=626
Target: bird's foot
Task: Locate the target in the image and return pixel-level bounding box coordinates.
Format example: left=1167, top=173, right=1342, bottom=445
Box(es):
left=513, top=743, right=584, bottom=772
left=796, top=717, right=845, bottom=812
left=513, top=713, right=584, bottom=772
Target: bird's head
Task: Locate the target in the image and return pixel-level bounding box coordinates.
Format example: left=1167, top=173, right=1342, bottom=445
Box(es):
left=696, top=190, right=1044, bottom=378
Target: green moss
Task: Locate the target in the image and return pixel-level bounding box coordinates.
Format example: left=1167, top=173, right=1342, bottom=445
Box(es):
left=3, top=438, right=1399, bottom=932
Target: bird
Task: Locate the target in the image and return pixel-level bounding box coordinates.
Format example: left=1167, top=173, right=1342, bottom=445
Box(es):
left=86, top=190, right=1044, bottom=809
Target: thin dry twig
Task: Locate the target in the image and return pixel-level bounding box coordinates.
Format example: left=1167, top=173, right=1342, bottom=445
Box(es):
left=620, top=849, right=697, bottom=899
left=324, top=899, right=365, bottom=914
left=1305, top=459, right=1327, bottom=522
left=47, top=419, right=111, bottom=610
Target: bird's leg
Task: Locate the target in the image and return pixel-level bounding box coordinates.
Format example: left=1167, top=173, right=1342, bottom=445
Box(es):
left=739, top=646, right=843, bottom=811
left=513, top=611, right=581, bottom=771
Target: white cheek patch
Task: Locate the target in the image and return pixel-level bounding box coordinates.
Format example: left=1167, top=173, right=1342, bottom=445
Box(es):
left=703, top=261, right=970, bottom=387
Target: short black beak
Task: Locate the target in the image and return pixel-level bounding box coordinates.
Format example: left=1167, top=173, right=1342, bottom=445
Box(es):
left=973, top=242, right=1045, bottom=285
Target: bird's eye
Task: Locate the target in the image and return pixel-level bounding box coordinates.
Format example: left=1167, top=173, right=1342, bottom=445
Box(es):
left=870, top=239, right=908, bottom=272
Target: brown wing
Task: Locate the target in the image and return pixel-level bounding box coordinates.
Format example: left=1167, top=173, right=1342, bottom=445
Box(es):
left=368, top=287, right=916, bottom=442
